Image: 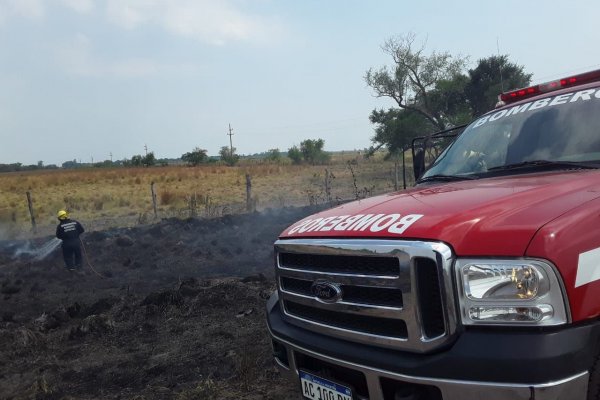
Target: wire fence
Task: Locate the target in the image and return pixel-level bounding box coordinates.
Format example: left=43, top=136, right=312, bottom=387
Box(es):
left=0, top=159, right=416, bottom=240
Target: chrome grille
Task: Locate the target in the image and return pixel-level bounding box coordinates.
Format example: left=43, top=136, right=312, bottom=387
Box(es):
left=275, top=239, right=457, bottom=353
left=279, top=252, right=400, bottom=275
left=280, top=276, right=403, bottom=308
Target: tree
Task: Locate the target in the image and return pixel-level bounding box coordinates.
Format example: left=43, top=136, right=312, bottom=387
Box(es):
left=143, top=152, right=156, bottom=167
left=93, top=160, right=114, bottom=168
left=287, top=145, right=302, bottom=164
left=465, top=55, right=532, bottom=117
left=131, top=155, right=143, bottom=166
left=426, top=73, right=472, bottom=127
left=266, top=148, right=281, bottom=163
left=62, top=159, right=79, bottom=169
left=366, top=34, right=533, bottom=158
left=182, top=147, right=208, bottom=166
left=219, top=146, right=239, bottom=166
left=368, top=108, right=436, bottom=156
left=365, top=33, right=468, bottom=131
left=300, top=139, right=330, bottom=164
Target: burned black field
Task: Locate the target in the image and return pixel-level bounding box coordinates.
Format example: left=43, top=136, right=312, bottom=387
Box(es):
left=0, top=206, right=322, bottom=399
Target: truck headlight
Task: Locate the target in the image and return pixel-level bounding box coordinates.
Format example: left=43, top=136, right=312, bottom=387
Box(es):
left=456, top=259, right=569, bottom=326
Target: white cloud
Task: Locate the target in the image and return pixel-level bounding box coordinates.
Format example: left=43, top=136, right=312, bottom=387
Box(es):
left=0, top=0, right=45, bottom=21
left=57, top=33, right=197, bottom=78
left=105, top=0, right=284, bottom=45
left=60, top=0, right=94, bottom=14
left=106, top=0, right=152, bottom=29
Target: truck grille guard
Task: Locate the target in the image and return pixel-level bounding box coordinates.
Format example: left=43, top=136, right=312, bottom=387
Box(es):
left=275, top=239, right=458, bottom=353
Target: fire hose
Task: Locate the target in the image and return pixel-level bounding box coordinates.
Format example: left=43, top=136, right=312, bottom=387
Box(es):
left=80, top=238, right=105, bottom=279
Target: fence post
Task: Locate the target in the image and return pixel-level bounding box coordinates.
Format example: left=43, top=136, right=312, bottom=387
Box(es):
left=150, top=182, right=158, bottom=219
left=26, top=191, right=36, bottom=230
left=324, top=169, right=332, bottom=204
left=204, top=194, right=211, bottom=217
left=402, top=147, right=407, bottom=190
left=394, top=158, right=399, bottom=191
left=245, top=174, right=252, bottom=212
left=190, top=192, right=197, bottom=217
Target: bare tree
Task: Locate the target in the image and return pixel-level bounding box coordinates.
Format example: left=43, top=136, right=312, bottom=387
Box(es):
left=365, top=33, right=468, bottom=130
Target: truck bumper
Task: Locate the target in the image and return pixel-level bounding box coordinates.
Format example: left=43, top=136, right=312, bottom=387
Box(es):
left=267, top=293, right=594, bottom=400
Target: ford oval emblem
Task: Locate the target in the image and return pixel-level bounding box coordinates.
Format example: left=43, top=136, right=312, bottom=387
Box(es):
left=311, top=281, right=342, bottom=303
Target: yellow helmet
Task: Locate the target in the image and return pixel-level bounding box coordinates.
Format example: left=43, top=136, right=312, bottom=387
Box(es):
left=57, top=210, right=68, bottom=220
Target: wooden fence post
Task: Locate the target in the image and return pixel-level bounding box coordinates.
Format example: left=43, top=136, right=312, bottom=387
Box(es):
left=402, top=147, right=407, bottom=190
left=245, top=174, right=252, bottom=212
left=394, top=159, right=399, bottom=191
left=324, top=169, right=332, bottom=204
left=150, top=182, right=158, bottom=219
left=189, top=192, right=197, bottom=217
left=26, top=191, right=36, bottom=230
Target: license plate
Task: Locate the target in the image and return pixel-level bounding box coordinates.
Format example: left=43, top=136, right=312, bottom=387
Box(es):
left=300, top=370, right=353, bottom=400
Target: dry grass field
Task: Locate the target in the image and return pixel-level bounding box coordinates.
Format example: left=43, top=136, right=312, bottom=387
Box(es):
left=0, top=152, right=416, bottom=399
left=0, top=152, right=414, bottom=238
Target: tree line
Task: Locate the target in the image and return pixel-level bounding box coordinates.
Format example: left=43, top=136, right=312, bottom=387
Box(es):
left=0, top=162, right=59, bottom=173
left=2, top=33, right=532, bottom=172
left=180, top=139, right=330, bottom=167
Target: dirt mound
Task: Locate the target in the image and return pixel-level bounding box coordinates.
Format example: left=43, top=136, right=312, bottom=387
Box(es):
left=0, top=206, right=324, bottom=399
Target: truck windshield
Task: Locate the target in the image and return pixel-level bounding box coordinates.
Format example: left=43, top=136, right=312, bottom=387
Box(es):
left=422, top=88, right=600, bottom=179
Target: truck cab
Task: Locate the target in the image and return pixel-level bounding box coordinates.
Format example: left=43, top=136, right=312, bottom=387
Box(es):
left=266, top=69, right=600, bottom=399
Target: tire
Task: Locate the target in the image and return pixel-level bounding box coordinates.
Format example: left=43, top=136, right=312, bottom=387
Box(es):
left=588, top=353, right=600, bottom=399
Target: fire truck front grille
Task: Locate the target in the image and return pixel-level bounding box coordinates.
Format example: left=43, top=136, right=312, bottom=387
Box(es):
left=275, top=239, right=457, bottom=353
left=284, top=301, right=408, bottom=338
left=280, top=276, right=403, bottom=307
left=279, top=252, right=399, bottom=275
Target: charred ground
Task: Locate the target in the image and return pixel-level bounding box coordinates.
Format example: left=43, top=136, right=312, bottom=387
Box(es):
left=0, top=206, right=325, bottom=399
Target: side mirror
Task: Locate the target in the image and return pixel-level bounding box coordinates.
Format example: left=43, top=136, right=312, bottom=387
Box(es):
left=411, top=124, right=467, bottom=183
left=412, top=148, right=425, bottom=180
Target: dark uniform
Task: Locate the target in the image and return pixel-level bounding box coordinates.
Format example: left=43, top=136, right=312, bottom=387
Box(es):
left=56, top=218, right=85, bottom=270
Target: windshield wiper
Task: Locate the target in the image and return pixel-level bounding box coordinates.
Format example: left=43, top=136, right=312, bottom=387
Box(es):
left=417, top=174, right=478, bottom=183
left=488, top=160, right=600, bottom=172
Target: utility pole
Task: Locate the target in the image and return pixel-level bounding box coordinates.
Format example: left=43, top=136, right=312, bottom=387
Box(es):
left=144, top=144, right=148, bottom=156
left=110, top=152, right=113, bottom=162
left=228, top=124, right=234, bottom=157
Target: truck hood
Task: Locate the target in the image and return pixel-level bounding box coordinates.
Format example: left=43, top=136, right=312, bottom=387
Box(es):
left=280, top=171, right=600, bottom=256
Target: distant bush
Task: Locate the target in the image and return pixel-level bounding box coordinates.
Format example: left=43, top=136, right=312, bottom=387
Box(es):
left=266, top=148, right=281, bottom=163
left=301, top=139, right=330, bottom=165
left=182, top=148, right=209, bottom=166
left=287, top=146, right=302, bottom=164
left=160, top=190, right=177, bottom=205
left=219, top=146, right=239, bottom=166
left=288, top=139, right=330, bottom=165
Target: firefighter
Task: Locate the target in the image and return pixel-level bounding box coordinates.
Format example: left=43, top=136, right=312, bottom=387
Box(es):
left=55, top=210, right=85, bottom=270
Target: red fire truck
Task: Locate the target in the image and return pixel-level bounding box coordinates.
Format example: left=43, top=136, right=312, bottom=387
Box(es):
left=266, top=69, right=600, bottom=399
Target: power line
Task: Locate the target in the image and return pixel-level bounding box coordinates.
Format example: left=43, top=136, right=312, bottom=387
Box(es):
left=242, top=117, right=365, bottom=134
left=242, top=118, right=367, bottom=136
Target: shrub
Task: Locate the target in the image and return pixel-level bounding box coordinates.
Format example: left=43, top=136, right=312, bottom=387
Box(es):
left=160, top=190, right=177, bottom=205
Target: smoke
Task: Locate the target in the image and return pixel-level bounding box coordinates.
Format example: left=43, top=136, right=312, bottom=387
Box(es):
left=0, top=223, right=12, bottom=241
left=11, top=238, right=61, bottom=261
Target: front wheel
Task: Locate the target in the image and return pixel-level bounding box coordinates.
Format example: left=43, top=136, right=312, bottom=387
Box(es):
left=588, top=354, right=600, bottom=399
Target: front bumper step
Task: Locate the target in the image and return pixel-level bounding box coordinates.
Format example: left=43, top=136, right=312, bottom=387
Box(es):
left=270, top=328, right=588, bottom=400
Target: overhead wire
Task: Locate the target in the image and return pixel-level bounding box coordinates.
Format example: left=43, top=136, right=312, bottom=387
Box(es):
left=241, top=117, right=366, bottom=135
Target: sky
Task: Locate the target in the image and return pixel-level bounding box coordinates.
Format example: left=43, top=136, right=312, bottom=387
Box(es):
left=1, top=0, right=599, bottom=166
